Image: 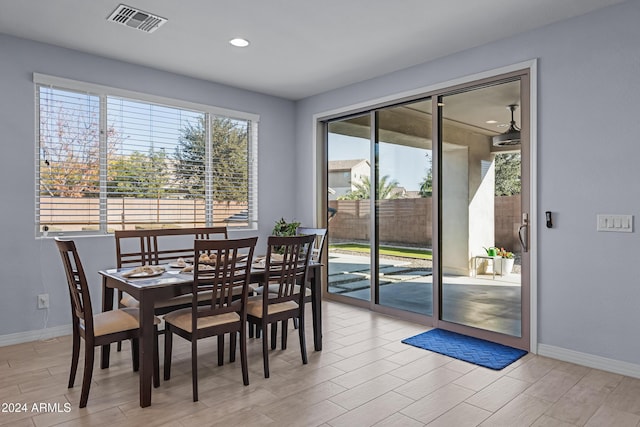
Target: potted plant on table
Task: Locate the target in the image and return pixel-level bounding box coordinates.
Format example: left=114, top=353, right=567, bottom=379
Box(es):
left=272, top=217, right=301, bottom=237
left=272, top=218, right=301, bottom=254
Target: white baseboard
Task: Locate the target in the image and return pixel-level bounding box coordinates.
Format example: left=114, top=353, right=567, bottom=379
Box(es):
left=0, top=324, right=71, bottom=347
left=538, top=343, right=640, bottom=379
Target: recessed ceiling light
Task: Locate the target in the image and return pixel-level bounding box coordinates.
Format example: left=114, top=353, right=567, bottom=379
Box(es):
left=229, top=38, right=250, bottom=47
left=485, top=120, right=498, bottom=124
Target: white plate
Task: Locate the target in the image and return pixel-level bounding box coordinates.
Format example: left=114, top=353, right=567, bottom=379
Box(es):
left=126, top=270, right=164, bottom=279
left=168, top=262, right=190, bottom=268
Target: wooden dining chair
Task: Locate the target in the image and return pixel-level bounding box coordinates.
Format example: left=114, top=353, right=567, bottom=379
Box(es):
left=114, top=227, right=228, bottom=351
left=163, top=236, right=258, bottom=402
left=251, top=227, right=326, bottom=335
left=246, top=234, right=315, bottom=378
left=296, top=227, right=327, bottom=264
left=55, top=238, right=160, bottom=408
left=294, top=227, right=327, bottom=330
left=115, top=226, right=229, bottom=312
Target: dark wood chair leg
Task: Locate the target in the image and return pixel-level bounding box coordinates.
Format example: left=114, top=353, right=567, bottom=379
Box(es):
left=217, top=335, right=224, bottom=366
left=116, top=290, right=123, bottom=352
left=229, top=331, right=237, bottom=363
left=131, top=338, right=139, bottom=372
left=240, top=327, right=249, bottom=386
left=101, top=343, right=110, bottom=369
left=153, top=326, right=160, bottom=388
left=298, top=314, right=308, bottom=365
left=79, top=340, right=95, bottom=408
left=68, top=330, right=80, bottom=388
left=262, top=322, right=270, bottom=378
left=281, top=319, right=288, bottom=350
left=270, top=323, right=277, bottom=350
left=191, top=340, right=198, bottom=402
left=163, top=328, right=173, bottom=381
left=248, top=320, right=255, bottom=338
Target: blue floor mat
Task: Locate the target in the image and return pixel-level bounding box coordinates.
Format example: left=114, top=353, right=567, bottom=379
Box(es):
left=402, top=328, right=527, bottom=370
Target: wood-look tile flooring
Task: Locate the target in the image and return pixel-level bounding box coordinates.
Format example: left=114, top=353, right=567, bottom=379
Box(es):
left=2, top=301, right=640, bottom=426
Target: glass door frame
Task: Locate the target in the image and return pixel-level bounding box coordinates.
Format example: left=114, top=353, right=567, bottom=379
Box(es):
left=324, top=107, right=434, bottom=324
left=318, top=62, right=537, bottom=351
left=431, top=69, right=531, bottom=350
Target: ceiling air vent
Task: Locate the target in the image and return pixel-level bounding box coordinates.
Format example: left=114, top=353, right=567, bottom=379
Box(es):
left=107, top=4, right=167, bottom=33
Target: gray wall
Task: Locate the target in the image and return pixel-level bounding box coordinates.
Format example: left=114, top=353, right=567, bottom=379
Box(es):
left=0, top=34, right=296, bottom=337
left=295, top=0, right=640, bottom=366
left=3, top=0, right=640, bottom=370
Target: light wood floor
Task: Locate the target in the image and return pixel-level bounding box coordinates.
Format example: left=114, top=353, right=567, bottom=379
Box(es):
left=2, top=301, right=639, bottom=426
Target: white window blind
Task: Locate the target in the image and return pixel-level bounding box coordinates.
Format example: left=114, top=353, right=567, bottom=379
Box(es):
left=36, top=77, right=257, bottom=236
left=38, top=86, right=102, bottom=233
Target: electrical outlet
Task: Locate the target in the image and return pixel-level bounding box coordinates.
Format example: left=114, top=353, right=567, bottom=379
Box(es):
left=37, top=293, right=49, bottom=309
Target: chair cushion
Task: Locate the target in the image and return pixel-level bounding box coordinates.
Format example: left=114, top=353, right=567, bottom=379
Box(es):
left=85, top=308, right=159, bottom=337
left=164, top=307, right=240, bottom=333
left=245, top=296, right=298, bottom=318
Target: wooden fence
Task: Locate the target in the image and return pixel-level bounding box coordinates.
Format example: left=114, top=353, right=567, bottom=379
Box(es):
left=38, top=197, right=247, bottom=231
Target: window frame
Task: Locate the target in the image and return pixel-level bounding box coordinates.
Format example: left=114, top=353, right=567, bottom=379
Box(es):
left=34, top=73, right=259, bottom=237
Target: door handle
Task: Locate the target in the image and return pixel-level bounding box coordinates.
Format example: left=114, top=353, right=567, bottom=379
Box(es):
left=518, top=213, right=529, bottom=253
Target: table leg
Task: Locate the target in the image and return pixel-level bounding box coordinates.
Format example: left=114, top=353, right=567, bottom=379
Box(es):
left=139, top=295, right=155, bottom=407
left=310, top=266, right=322, bottom=351
left=100, top=277, right=114, bottom=369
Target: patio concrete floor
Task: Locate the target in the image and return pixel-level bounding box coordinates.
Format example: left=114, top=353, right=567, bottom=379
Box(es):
left=327, top=251, right=521, bottom=337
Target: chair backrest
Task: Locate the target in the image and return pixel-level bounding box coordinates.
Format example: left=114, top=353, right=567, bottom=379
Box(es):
left=115, top=227, right=228, bottom=267
left=263, top=234, right=315, bottom=306
left=55, top=238, right=94, bottom=332
left=296, top=227, right=327, bottom=263
left=193, top=237, right=258, bottom=322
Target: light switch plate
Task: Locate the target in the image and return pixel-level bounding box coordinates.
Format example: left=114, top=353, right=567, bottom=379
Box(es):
left=597, top=214, right=633, bottom=232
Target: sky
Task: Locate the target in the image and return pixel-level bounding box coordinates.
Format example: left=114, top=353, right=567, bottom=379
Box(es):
left=328, top=133, right=431, bottom=191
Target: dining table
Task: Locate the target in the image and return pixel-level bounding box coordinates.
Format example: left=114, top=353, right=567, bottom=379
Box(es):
left=99, top=261, right=322, bottom=408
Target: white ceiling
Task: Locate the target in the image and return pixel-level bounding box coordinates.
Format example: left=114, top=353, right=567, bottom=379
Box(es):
left=0, top=0, right=625, bottom=100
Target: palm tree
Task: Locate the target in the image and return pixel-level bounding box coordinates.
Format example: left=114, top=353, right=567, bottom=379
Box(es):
left=418, top=168, right=433, bottom=197
left=338, top=175, right=401, bottom=200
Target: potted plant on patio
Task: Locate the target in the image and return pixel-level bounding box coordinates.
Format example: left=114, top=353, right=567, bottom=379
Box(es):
left=494, top=247, right=515, bottom=275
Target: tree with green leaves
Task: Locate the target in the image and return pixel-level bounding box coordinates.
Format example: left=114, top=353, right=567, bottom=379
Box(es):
left=495, top=153, right=521, bottom=196
left=417, top=153, right=520, bottom=197
left=338, top=175, right=401, bottom=200
left=107, top=150, right=170, bottom=198
left=419, top=168, right=433, bottom=197
left=174, top=116, right=248, bottom=202
left=418, top=152, right=433, bottom=198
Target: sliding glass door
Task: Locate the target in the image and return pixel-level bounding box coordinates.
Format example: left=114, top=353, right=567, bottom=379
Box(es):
left=323, top=70, right=530, bottom=350
left=437, top=78, right=529, bottom=349
left=375, top=101, right=433, bottom=315
left=327, top=115, right=372, bottom=303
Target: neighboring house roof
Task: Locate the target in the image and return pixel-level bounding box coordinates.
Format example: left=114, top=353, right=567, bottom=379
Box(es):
left=390, top=187, right=407, bottom=198
left=328, top=159, right=370, bottom=171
